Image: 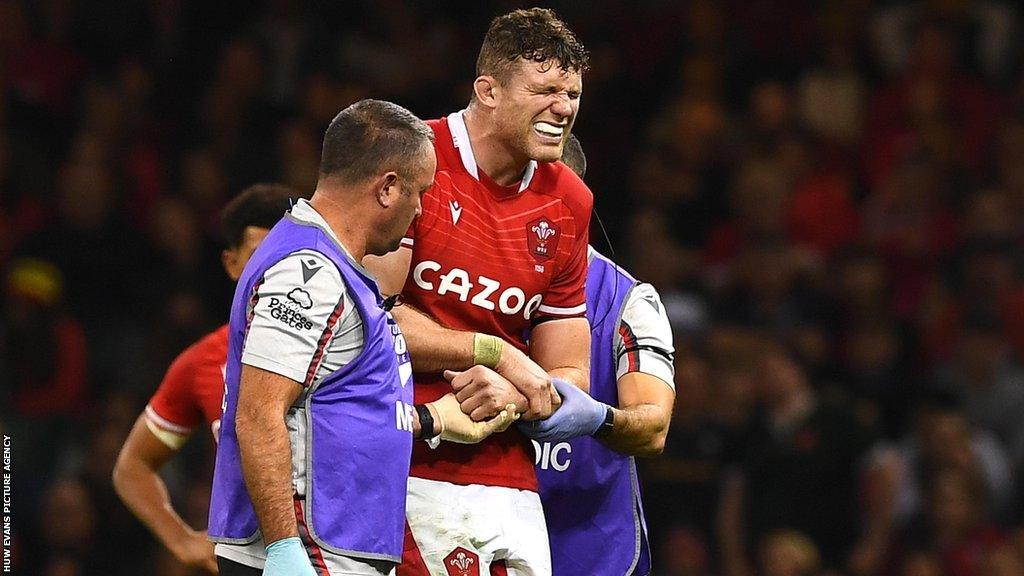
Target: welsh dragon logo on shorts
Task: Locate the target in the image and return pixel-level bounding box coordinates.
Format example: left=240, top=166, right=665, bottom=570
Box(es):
left=444, top=547, right=480, bottom=576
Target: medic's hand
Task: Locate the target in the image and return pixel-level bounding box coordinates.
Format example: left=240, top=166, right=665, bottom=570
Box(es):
left=427, top=393, right=519, bottom=444
left=518, top=378, right=606, bottom=442
left=263, top=537, right=316, bottom=576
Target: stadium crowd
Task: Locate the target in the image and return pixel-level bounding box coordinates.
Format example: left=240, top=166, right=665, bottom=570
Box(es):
left=2, top=1, right=1024, bottom=575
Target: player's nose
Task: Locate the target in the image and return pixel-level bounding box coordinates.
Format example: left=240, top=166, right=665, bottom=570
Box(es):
left=549, top=96, right=572, bottom=118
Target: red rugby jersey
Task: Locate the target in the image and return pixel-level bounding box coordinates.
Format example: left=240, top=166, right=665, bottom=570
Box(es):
left=145, top=325, right=228, bottom=445
left=402, top=112, right=593, bottom=491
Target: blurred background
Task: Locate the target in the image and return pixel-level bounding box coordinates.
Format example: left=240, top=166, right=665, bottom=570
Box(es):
left=2, top=0, right=1024, bottom=575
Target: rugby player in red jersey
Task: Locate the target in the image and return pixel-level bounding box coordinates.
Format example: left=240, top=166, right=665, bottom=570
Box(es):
left=364, top=8, right=595, bottom=575
left=113, top=184, right=299, bottom=573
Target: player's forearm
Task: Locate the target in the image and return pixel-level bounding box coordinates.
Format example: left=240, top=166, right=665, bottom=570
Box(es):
left=598, top=404, right=671, bottom=457
left=392, top=305, right=476, bottom=372
left=236, top=407, right=299, bottom=545
left=113, top=453, right=201, bottom=556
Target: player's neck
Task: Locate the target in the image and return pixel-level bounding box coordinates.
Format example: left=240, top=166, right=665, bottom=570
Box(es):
left=463, top=106, right=530, bottom=187
left=309, top=193, right=370, bottom=262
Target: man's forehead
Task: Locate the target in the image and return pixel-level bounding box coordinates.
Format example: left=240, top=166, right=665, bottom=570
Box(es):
left=414, top=147, right=437, bottom=184
left=514, top=58, right=582, bottom=87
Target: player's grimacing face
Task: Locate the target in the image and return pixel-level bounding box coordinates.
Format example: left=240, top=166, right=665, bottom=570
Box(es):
left=495, top=59, right=582, bottom=163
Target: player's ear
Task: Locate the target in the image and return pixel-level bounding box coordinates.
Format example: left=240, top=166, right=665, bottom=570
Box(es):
left=376, top=172, right=400, bottom=208
left=221, top=248, right=242, bottom=281
left=473, top=75, right=499, bottom=109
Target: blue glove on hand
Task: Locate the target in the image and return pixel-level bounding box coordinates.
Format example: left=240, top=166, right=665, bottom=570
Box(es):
left=518, top=377, right=608, bottom=442
left=264, top=537, right=316, bottom=576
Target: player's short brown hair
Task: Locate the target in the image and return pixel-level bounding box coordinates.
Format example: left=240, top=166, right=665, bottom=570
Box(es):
left=319, top=99, right=434, bottom=184
left=220, top=183, right=301, bottom=247
left=476, top=8, right=590, bottom=83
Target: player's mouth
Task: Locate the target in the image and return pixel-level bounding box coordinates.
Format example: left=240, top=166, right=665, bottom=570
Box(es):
left=533, top=121, right=565, bottom=144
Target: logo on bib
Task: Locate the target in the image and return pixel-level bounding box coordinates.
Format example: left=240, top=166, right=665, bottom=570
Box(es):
left=444, top=548, right=479, bottom=576
left=527, top=217, right=559, bottom=262
left=267, top=297, right=314, bottom=330
left=287, top=288, right=313, bottom=310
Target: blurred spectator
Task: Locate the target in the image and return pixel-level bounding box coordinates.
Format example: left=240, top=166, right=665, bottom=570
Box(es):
left=659, top=526, right=713, bottom=576
left=36, top=478, right=99, bottom=573
left=838, top=318, right=909, bottom=437
left=718, top=346, right=875, bottom=574
left=862, top=151, right=958, bottom=319
left=870, top=2, right=1018, bottom=80
left=866, top=395, right=1015, bottom=532
left=885, top=467, right=1005, bottom=576
left=644, top=348, right=755, bottom=552
left=704, top=158, right=792, bottom=274
left=2, top=258, right=87, bottom=419
left=758, top=530, right=822, bottom=576
left=796, top=32, right=865, bottom=149
left=932, top=313, right=1024, bottom=466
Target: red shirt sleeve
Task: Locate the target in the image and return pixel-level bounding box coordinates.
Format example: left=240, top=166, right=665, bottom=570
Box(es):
left=535, top=169, right=593, bottom=320
left=146, top=344, right=204, bottom=435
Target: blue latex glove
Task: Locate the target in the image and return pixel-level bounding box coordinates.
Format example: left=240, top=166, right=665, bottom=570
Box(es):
left=263, top=537, right=316, bottom=576
left=518, top=377, right=608, bottom=442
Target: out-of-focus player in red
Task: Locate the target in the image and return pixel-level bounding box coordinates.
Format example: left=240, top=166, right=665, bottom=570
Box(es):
left=364, top=8, right=593, bottom=575
left=112, top=184, right=298, bottom=573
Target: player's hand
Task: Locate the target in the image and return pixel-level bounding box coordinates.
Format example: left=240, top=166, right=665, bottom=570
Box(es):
left=518, top=378, right=607, bottom=442
left=172, top=529, right=218, bottom=573
left=493, top=345, right=554, bottom=420
left=263, top=537, right=316, bottom=576
left=427, top=393, right=519, bottom=444
left=445, top=367, right=528, bottom=421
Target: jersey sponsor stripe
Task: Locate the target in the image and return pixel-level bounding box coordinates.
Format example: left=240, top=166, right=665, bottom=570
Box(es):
left=144, top=405, right=194, bottom=435
left=295, top=499, right=332, bottom=576
left=618, top=321, right=641, bottom=372
left=304, top=294, right=346, bottom=387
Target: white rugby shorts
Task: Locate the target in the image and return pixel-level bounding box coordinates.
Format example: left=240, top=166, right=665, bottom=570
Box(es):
left=401, top=477, right=551, bottom=576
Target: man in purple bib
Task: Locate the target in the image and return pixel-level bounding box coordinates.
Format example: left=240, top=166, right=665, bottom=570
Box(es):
left=209, top=100, right=515, bottom=576
left=529, top=136, right=677, bottom=575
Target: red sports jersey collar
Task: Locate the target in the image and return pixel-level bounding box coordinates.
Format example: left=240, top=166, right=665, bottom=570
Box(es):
left=446, top=111, right=537, bottom=196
